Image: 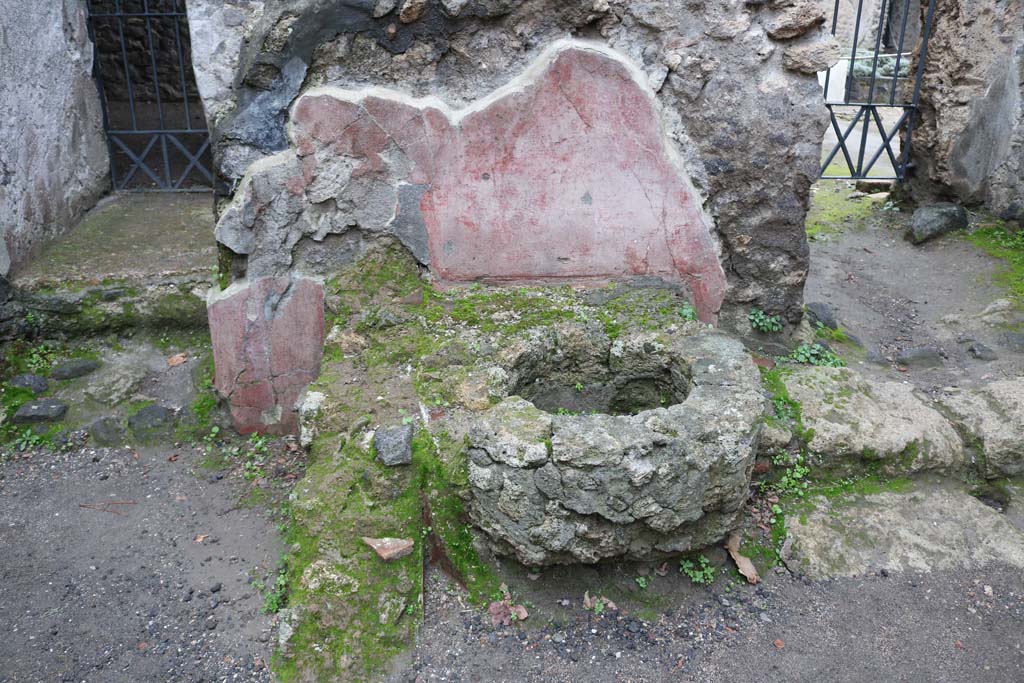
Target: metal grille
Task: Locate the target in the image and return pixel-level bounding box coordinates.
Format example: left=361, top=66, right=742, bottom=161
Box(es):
left=820, top=0, right=937, bottom=181
left=86, top=0, right=212, bottom=191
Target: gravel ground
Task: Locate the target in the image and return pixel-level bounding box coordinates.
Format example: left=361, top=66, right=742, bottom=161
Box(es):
left=804, top=194, right=1024, bottom=391
left=389, top=563, right=1024, bottom=683
left=0, top=445, right=281, bottom=683
left=3, top=441, right=1023, bottom=683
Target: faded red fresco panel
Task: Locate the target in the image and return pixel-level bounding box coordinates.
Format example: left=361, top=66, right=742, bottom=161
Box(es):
left=208, top=277, right=325, bottom=435
left=290, top=45, right=726, bottom=320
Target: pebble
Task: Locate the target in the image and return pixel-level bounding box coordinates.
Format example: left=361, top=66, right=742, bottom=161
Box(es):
left=968, top=343, right=998, bottom=361
left=50, top=358, right=101, bottom=380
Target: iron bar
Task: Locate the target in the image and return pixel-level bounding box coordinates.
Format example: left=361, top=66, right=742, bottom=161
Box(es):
left=112, top=134, right=162, bottom=188
left=820, top=106, right=867, bottom=175
left=113, top=0, right=138, bottom=130
left=141, top=0, right=169, bottom=185
left=863, top=107, right=908, bottom=176
left=898, top=0, right=938, bottom=175
left=864, top=0, right=890, bottom=103
left=168, top=136, right=213, bottom=188
left=822, top=0, right=842, bottom=99
left=172, top=14, right=192, bottom=130
left=888, top=0, right=913, bottom=106
left=844, top=0, right=866, bottom=105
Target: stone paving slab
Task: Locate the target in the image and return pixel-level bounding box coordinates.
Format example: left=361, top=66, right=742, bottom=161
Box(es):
left=11, top=192, right=216, bottom=287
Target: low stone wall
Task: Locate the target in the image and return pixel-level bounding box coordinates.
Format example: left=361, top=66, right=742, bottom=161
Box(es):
left=188, top=0, right=837, bottom=433
left=908, top=0, right=1024, bottom=221
left=0, top=0, right=109, bottom=277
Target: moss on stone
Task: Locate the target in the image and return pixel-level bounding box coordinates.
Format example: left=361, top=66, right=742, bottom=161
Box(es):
left=964, top=220, right=1024, bottom=301
left=22, top=281, right=207, bottom=337
left=272, top=424, right=501, bottom=683
left=274, top=435, right=424, bottom=683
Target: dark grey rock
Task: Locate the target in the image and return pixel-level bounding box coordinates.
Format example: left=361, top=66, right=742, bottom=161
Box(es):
left=90, top=417, right=126, bottom=447
left=13, top=399, right=68, bottom=424
left=50, top=358, right=101, bottom=380
left=374, top=424, right=414, bottom=466
left=895, top=347, right=945, bottom=368
left=805, top=301, right=838, bottom=330
left=9, top=374, right=49, bottom=395
left=997, top=331, right=1024, bottom=353
left=905, top=203, right=969, bottom=244
left=968, top=343, right=998, bottom=361
left=865, top=348, right=889, bottom=365
left=128, top=405, right=176, bottom=437
left=0, top=276, right=12, bottom=303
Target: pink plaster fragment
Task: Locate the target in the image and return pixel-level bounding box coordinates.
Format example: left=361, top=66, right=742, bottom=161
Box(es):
left=208, top=277, right=325, bottom=435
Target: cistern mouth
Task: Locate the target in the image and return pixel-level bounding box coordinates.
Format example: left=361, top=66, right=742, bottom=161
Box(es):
left=507, top=341, right=691, bottom=417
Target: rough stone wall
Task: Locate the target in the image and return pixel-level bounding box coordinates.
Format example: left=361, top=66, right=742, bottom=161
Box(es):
left=0, top=0, right=110, bottom=277
left=191, top=0, right=832, bottom=321
left=908, top=0, right=1024, bottom=221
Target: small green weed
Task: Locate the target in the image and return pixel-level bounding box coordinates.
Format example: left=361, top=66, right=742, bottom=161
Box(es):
left=772, top=395, right=800, bottom=422
left=634, top=576, right=649, bottom=590
left=813, top=322, right=851, bottom=344
left=25, top=344, right=57, bottom=374
left=680, top=555, right=716, bottom=584
left=788, top=343, right=845, bottom=367
left=679, top=302, right=697, bottom=322
left=254, top=559, right=290, bottom=614
left=14, top=428, right=46, bottom=452
left=749, top=308, right=783, bottom=333
left=263, top=566, right=289, bottom=614
left=767, top=451, right=812, bottom=499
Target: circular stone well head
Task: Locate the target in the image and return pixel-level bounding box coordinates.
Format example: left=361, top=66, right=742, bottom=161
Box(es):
left=467, top=324, right=765, bottom=566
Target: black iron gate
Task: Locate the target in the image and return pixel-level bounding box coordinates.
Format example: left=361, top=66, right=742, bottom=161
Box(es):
left=820, top=0, right=937, bottom=181
left=86, top=0, right=212, bottom=191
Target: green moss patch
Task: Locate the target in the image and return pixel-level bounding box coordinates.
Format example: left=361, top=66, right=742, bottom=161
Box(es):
left=275, top=426, right=499, bottom=682
left=805, top=182, right=891, bottom=240
left=965, top=221, right=1024, bottom=301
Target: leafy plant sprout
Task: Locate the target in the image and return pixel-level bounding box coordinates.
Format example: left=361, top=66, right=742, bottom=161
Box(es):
left=749, top=308, right=783, bottom=333
left=788, top=343, right=845, bottom=368
left=680, top=555, right=716, bottom=584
